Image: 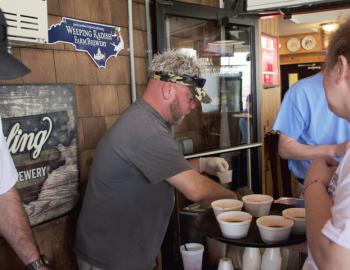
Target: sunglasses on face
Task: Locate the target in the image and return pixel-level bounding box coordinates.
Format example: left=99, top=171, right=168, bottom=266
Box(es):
left=152, top=71, right=206, bottom=88
left=180, top=74, right=206, bottom=88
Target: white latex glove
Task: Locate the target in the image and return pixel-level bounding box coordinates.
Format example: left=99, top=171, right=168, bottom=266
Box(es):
left=199, top=157, right=229, bottom=176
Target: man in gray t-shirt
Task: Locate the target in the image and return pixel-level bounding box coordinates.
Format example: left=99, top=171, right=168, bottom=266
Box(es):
left=75, top=50, right=236, bottom=270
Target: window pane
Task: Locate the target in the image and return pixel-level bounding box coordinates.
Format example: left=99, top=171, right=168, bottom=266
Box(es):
left=168, top=16, right=256, bottom=154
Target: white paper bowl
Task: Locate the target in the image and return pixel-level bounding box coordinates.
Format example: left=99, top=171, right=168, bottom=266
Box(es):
left=242, top=194, right=273, bottom=217
left=256, top=215, right=294, bottom=244
left=282, top=208, right=306, bottom=235
left=211, top=199, right=244, bottom=217
left=217, top=211, right=252, bottom=239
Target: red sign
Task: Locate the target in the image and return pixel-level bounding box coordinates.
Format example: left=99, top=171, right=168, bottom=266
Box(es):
left=261, top=34, right=279, bottom=87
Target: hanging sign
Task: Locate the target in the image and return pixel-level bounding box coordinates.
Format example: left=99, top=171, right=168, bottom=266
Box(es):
left=48, top=17, right=124, bottom=68
left=261, top=33, right=280, bottom=88
left=0, top=84, right=79, bottom=226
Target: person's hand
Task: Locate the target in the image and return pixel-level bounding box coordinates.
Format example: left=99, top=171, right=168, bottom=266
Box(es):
left=334, top=140, right=350, bottom=157
left=304, top=157, right=338, bottom=187
left=199, top=157, right=229, bottom=176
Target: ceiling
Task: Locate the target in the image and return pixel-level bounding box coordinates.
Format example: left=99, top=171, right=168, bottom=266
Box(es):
left=278, top=8, right=350, bottom=36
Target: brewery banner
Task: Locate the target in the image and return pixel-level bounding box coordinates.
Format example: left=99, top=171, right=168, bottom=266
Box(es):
left=0, top=84, right=79, bottom=226
left=48, top=17, right=124, bottom=68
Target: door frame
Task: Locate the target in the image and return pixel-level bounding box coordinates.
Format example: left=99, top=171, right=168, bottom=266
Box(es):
left=155, top=0, right=262, bottom=188
left=155, top=3, right=263, bottom=269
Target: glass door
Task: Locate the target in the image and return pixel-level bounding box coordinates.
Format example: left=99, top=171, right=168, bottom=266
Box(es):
left=156, top=1, right=262, bottom=191
left=156, top=3, right=262, bottom=269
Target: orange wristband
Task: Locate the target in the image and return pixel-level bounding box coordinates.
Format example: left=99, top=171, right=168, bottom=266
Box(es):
left=302, top=179, right=324, bottom=195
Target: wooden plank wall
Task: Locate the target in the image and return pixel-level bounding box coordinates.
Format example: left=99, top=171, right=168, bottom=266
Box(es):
left=0, top=1, right=147, bottom=269
left=259, top=17, right=281, bottom=196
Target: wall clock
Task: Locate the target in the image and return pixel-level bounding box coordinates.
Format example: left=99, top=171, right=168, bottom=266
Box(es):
left=286, top=37, right=301, bottom=52
left=301, top=35, right=316, bottom=50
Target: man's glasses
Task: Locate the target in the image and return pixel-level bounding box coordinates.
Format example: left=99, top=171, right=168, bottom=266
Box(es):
left=151, top=71, right=211, bottom=103
left=152, top=71, right=206, bottom=88
left=179, top=74, right=206, bottom=88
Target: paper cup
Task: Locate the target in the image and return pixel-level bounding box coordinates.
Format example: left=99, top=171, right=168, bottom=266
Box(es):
left=180, top=243, right=204, bottom=270
left=282, top=208, right=306, bottom=234
left=217, top=170, right=233, bottom=184
left=217, top=257, right=234, bottom=270
left=217, top=211, right=252, bottom=239
left=211, top=199, right=244, bottom=217
left=256, top=215, right=293, bottom=244
left=242, top=194, right=273, bottom=217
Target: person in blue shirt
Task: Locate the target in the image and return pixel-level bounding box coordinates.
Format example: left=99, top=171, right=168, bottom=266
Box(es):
left=273, top=72, right=350, bottom=186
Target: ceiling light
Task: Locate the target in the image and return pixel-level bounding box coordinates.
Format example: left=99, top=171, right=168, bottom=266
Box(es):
left=320, top=22, right=339, bottom=33
left=320, top=22, right=340, bottom=49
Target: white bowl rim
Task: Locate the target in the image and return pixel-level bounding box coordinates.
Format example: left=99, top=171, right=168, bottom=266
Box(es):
left=242, top=194, right=273, bottom=204
left=217, top=211, right=252, bottom=225
left=211, top=199, right=244, bottom=209
left=256, top=215, right=294, bottom=230
left=282, top=208, right=306, bottom=221
left=282, top=207, right=306, bottom=221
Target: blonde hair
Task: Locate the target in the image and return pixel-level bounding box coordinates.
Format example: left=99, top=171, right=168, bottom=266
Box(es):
left=148, top=50, right=200, bottom=77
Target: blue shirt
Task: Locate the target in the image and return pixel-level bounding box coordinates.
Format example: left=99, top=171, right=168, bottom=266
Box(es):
left=273, top=72, right=350, bottom=181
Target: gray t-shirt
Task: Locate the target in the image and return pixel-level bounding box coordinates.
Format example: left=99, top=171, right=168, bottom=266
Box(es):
left=75, top=100, right=191, bottom=269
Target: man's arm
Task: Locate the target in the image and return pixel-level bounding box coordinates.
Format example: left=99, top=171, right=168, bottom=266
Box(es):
left=304, top=158, right=350, bottom=270
left=278, top=133, right=349, bottom=160
left=305, top=184, right=350, bottom=270
left=167, top=169, right=236, bottom=202
left=0, top=187, right=47, bottom=269
left=188, top=158, right=200, bottom=172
